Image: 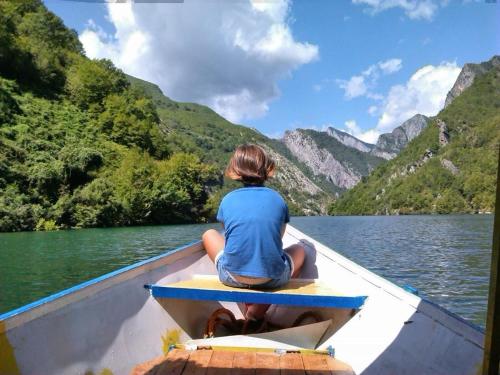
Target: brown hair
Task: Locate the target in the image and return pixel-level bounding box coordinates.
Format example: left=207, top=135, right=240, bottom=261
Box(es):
left=225, top=144, right=275, bottom=185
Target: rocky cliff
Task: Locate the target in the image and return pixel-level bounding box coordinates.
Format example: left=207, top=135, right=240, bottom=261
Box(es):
left=445, top=55, right=500, bottom=107
left=376, top=114, right=429, bottom=155
left=282, top=129, right=385, bottom=191
left=326, top=127, right=373, bottom=153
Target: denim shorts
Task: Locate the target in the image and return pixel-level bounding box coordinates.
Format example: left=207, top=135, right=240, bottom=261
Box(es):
left=215, top=251, right=293, bottom=289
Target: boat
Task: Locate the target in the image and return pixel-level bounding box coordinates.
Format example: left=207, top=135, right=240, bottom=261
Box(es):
left=0, top=224, right=484, bottom=374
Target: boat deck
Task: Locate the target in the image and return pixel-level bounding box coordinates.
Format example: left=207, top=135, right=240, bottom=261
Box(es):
left=131, top=349, right=354, bottom=375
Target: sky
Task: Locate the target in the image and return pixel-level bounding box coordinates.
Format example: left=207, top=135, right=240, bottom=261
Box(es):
left=44, top=0, right=499, bottom=143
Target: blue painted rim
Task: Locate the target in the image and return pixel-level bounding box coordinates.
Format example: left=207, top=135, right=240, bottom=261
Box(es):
left=149, top=285, right=367, bottom=309
left=420, top=297, right=485, bottom=334
left=0, top=240, right=201, bottom=321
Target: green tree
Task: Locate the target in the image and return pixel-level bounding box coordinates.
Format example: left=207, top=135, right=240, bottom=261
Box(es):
left=97, top=88, right=161, bottom=152
left=66, top=58, right=128, bottom=109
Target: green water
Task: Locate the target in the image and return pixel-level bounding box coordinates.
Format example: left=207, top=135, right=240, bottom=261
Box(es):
left=0, top=223, right=219, bottom=314
left=0, top=215, right=494, bottom=327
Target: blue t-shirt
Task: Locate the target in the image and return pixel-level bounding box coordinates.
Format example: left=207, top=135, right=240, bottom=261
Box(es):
left=217, top=186, right=290, bottom=279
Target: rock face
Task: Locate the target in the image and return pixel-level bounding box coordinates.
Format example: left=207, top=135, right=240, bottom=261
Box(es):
left=441, top=159, right=459, bottom=175
left=326, top=127, right=373, bottom=153
left=282, top=129, right=385, bottom=190
left=283, top=130, right=360, bottom=189
left=376, top=114, right=429, bottom=155
left=259, top=144, right=323, bottom=196
left=326, top=127, right=394, bottom=160
left=437, top=119, right=449, bottom=146
left=445, top=55, right=500, bottom=107
left=259, top=143, right=329, bottom=215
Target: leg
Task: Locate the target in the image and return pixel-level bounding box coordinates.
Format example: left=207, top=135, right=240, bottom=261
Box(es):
left=244, top=303, right=270, bottom=321
left=202, top=229, right=224, bottom=262
left=285, top=243, right=305, bottom=278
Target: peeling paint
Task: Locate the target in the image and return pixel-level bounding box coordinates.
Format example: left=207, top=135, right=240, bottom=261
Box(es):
left=161, top=329, right=181, bottom=355
left=0, top=321, right=21, bottom=375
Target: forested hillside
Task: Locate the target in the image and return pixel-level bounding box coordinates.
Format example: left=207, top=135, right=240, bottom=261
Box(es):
left=0, top=1, right=223, bottom=231
left=126, top=76, right=334, bottom=215
left=0, top=0, right=330, bottom=232
left=330, top=59, right=500, bottom=215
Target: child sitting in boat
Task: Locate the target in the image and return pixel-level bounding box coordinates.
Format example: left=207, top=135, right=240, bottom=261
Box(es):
left=202, top=144, right=305, bottom=320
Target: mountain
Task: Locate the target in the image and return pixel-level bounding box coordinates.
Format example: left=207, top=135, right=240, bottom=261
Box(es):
left=445, top=55, right=500, bottom=107
left=330, top=55, right=500, bottom=215
left=282, top=129, right=386, bottom=192
left=279, top=117, right=431, bottom=194
left=325, top=127, right=374, bottom=153
left=375, top=114, right=429, bottom=156
left=325, top=114, right=432, bottom=162
left=126, top=76, right=332, bottom=215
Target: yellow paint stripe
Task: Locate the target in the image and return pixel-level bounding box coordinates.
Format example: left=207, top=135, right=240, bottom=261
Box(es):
left=0, top=321, right=21, bottom=375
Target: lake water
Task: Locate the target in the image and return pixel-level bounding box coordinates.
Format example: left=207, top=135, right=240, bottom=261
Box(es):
left=0, top=215, right=493, bottom=327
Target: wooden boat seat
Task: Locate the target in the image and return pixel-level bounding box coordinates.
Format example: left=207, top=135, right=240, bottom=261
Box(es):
left=145, top=275, right=367, bottom=309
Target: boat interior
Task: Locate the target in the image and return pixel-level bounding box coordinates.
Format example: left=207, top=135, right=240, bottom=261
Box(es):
left=0, top=225, right=485, bottom=375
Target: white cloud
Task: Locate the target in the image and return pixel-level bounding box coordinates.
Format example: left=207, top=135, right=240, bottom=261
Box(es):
left=352, top=0, right=442, bottom=20
left=343, top=120, right=381, bottom=144
left=338, top=75, right=368, bottom=99
left=79, top=0, right=318, bottom=123
left=368, top=105, right=378, bottom=116
left=379, top=58, right=403, bottom=74
left=341, top=61, right=460, bottom=144
left=376, top=61, right=460, bottom=131
left=337, top=58, right=402, bottom=99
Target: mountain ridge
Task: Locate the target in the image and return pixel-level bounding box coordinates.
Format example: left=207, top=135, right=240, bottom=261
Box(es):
left=330, top=55, right=500, bottom=215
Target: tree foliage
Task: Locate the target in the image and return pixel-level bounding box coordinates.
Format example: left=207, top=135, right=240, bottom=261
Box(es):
left=0, top=0, right=221, bottom=231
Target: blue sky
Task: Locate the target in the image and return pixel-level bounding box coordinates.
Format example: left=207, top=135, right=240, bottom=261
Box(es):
left=45, top=0, right=499, bottom=143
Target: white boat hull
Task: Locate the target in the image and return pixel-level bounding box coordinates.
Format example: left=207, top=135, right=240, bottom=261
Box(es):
left=0, top=225, right=484, bottom=374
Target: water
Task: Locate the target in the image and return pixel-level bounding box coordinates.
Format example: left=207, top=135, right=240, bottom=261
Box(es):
left=0, top=223, right=220, bottom=315
left=0, top=215, right=494, bottom=327
left=292, top=215, right=494, bottom=326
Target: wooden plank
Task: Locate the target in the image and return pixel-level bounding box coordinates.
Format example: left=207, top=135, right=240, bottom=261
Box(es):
left=161, top=277, right=340, bottom=296
left=129, top=355, right=165, bottom=375
left=255, top=352, right=280, bottom=375
left=154, top=349, right=190, bottom=375
left=482, top=147, right=500, bottom=375
left=232, top=351, right=256, bottom=375
left=206, top=350, right=234, bottom=375
left=183, top=349, right=213, bottom=375
left=280, top=353, right=305, bottom=375
left=325, top=356, right=355, bottom=375
left=301, top=354, right=330, bottom=375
